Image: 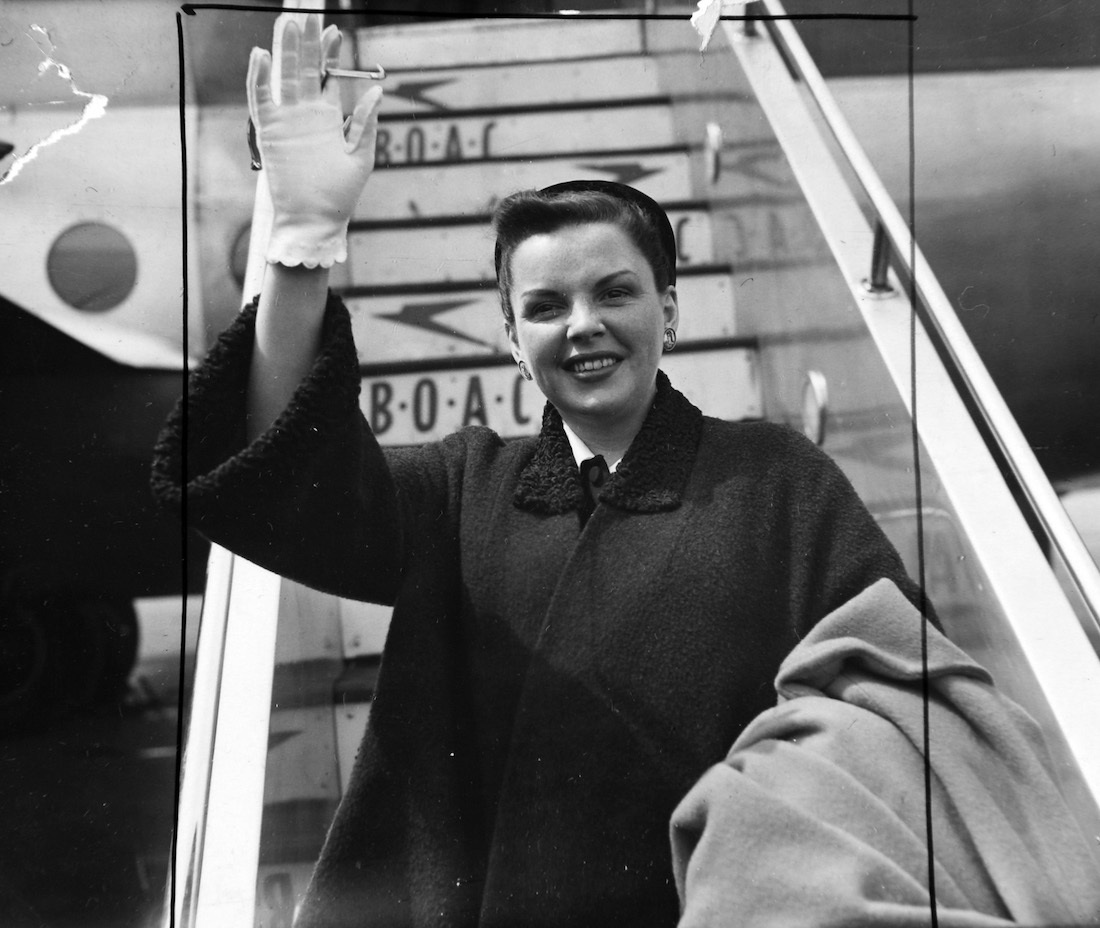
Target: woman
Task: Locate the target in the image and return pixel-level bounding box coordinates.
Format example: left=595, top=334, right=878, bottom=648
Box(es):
left=152, top=14, right=930, bottom=927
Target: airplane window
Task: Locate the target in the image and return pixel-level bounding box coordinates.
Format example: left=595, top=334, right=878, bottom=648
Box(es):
left=46, top=221, right=137, bottom=313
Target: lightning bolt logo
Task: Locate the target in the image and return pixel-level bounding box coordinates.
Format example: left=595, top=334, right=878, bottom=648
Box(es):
left=377, top=300, right=495, bottom=350
left=722, top=148, right=786, bottom=187
left=387, top=79, right=455, bottom=111
left=268, top=730, right=300, bottom=751
left=576, top=161, right=663, bottom=185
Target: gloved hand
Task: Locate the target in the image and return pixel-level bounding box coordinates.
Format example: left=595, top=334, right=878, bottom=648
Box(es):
left=246, top=13, right=382, bottom=268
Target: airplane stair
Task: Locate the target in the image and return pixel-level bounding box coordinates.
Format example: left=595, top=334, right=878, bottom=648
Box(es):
left=171, top=8, right=1100, bottom=927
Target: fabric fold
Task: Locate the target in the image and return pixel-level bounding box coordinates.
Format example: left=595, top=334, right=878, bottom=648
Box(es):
left=670, top=579, right=1100, bottom=926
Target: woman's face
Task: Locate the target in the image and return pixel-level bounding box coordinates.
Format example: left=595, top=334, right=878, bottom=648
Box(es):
left=506, top=222, right=678, bottom=442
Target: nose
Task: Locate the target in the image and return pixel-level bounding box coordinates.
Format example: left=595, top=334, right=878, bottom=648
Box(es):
left=565, top=298, right=604, bottom=340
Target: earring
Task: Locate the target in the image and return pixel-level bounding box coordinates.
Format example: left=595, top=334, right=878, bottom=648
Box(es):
left=518, top=360, right=533, bottom=381
left=663, top=328, right=677, bottom=352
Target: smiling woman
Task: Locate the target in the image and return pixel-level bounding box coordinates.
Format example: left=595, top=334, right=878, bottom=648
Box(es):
left=496, top=186, right=679, bottom=463
left=150, top=10, right=1100, bottom=928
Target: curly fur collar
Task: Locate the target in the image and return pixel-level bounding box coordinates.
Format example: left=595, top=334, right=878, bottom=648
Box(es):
left=513, top=371, right=703, bottom=515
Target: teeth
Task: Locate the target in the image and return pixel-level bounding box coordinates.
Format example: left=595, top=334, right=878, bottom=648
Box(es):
left=571, top=357, right=616, bottom=373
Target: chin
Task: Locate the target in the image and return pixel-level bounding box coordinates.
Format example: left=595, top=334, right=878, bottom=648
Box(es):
left=566, top=397, right=630, bottom=427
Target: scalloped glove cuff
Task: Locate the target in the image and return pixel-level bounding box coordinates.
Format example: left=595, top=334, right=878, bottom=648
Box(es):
left=265, top=216, right=350, bottom=269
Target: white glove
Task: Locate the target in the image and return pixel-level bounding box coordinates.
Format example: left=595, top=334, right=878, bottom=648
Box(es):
left=246, top=13, right=382, bottom=268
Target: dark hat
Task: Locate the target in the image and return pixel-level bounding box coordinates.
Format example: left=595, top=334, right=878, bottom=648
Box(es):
left=493, top=179, right=677, bottom=285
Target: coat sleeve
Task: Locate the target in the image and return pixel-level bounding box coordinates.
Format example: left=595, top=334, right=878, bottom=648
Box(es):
left=150, top=293, right=463, bottom=604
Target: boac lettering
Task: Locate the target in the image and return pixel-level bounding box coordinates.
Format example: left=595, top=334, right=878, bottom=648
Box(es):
left=512, top=373, right=531, bottom=426
left=370, top=381, right=394, bottom=435
left=413, top=378, right=438, bottom=432
left=463, top=376, right=488, bottom=427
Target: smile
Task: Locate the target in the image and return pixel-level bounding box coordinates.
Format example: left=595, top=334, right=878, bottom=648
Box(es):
left=565, top=355, right=619, bottom=374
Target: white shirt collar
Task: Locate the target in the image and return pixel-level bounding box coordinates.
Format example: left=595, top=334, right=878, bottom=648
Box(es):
left=561, top=421, right=621, bottom=474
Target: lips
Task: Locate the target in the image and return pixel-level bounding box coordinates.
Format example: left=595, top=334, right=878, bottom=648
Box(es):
left=564, top=354, right=620, bottom=374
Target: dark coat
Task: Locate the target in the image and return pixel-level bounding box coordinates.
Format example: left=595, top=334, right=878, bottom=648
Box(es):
left=152, top=295, right=924, bottom=928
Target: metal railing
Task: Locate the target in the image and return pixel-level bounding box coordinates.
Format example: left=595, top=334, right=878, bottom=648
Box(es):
left=723, top=0, right=1100, bottom=843
left=745, top=0, right=1100, bottom=642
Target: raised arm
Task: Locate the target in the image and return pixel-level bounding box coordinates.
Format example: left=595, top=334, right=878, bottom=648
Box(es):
left=248, top=263, right=330, bottom=441
left=244, top=13, right=382, bottom=440
left=150, top=13, right=405, bottom=598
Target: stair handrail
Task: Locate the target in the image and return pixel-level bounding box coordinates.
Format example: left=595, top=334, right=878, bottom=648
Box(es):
left=744, top=0, right=1100, bottom=641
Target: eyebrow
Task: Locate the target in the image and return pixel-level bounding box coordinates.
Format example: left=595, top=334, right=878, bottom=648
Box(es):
left=518, top=269, right=639, bottom=300
left=595, top=269, right=639, bottom=288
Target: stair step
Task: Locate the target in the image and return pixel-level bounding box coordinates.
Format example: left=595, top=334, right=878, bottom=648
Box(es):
left=347, top=206, right=716, bottom=288
left=355, top=340, right=758, bottom=447
left=358, top=17, right=649, bottom=71
left=376, top=55, right=664, bottom=114
left=357, top=149, right=695, bottom=220
left=373, top=101, right=676, bottom=168
left=263, top=705, right=341, bottom=803
left=341, top=268, right=738, bottom=364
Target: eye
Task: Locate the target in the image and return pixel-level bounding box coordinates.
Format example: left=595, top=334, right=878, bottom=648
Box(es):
left=523, top=299, right=564, bottom=319
left=601, top=285, right=633, bottom=302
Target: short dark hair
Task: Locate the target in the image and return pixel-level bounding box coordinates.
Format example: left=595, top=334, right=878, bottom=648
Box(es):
left=492, top=181, right=676, bottom=325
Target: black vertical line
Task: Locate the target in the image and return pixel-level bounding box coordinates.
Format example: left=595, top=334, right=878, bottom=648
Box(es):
left=907, top=2, right=937, bottom=923
left=170, top=10, right=190, bottom=928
